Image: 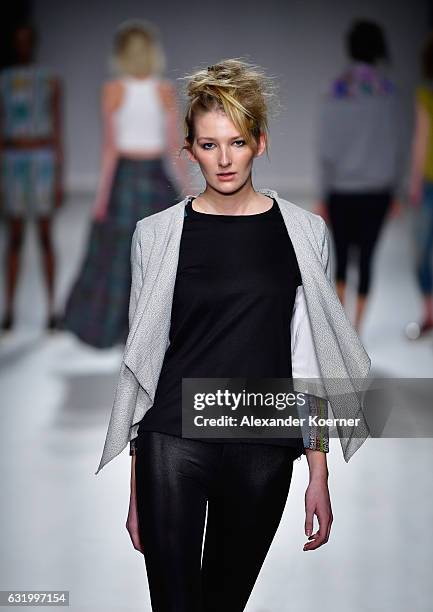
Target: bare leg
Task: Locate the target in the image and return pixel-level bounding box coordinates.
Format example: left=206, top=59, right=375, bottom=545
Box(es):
left=336, top=280, right=346, bottom=306
left=354, top=293, right=368, bottom=333
left=1, top=217, right=25, bottom=330
left=415, top=294, right=433, bottom=336
left=422, top=294, right=433, bottom=325
left=36, top=215, right=57, bottom=329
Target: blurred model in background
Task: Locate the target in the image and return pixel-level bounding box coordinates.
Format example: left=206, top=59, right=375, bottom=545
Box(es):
left=316, top=19, right=402, bottom=333
left=62, top=19, right=189, bottom=349
left=406, top=31, right=433, bottom=339
left=0, top=23, right=63, bottom=332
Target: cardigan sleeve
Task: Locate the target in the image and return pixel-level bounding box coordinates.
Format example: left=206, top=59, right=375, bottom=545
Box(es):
left=320, top=217, right=333, bottom=284
left=128, top=224, right=143, bottom=457
left=128, top=224, right=143, bottom=330
left=291, top=285, right=330, bottom=453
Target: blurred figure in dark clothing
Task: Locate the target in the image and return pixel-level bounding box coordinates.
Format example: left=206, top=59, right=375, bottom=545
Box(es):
left=0, top=23, right=63, bottom=332
left=316, top=19, right=402, bottom=333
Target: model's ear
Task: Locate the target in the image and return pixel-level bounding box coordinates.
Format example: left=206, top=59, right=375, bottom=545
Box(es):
left=184, top=140, right=198, bottom=164
left=254, top=132, right=267, bottom=158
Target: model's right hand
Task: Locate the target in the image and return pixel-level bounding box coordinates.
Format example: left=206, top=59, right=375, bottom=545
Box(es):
left=126, top=456, right=144, bottom=553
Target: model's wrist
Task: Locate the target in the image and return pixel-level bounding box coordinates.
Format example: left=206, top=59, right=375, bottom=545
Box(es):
left=309, top=469, right=329, bottom=484
left=305, top=448, right=328, bottom=479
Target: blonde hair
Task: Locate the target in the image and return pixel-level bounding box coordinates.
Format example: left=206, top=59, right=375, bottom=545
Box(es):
left=181, top=58, right=277, bottom=155
left=112, top=19, right=166, bottom=78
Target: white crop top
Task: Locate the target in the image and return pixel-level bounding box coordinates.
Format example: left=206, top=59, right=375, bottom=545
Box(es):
left=113, top=76, right=166, bottom=152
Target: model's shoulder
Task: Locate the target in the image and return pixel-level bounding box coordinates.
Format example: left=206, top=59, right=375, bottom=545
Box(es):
left=136, top=199, right=187, bottom=232
left=278, top=197, right=325, bottom=234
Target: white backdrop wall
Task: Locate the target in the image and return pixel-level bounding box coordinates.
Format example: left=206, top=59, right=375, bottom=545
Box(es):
left=34, top=0, right=429, bottom=198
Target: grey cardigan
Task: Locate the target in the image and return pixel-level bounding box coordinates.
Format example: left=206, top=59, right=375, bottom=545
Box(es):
left=95, top=188, right=371, bottom=475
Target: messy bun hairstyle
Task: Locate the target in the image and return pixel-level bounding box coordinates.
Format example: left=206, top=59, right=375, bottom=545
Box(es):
left=181, top=58, right=277, bottom=155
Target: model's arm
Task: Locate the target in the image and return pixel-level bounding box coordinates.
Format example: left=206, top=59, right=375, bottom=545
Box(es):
left=93, top=81, right=123, bottom=221
left=290, top=286, right=332, bottom=551
left=291, top=295, right=333, bottom=551
left=125, top=454, right=144, bottom=552
left=128, top=225, right=143, bottom=326
left=409, top=93, right=430, bottom=206
left=291, top=219, right=334, bottom=551
left=303, top=446, right=332, bottom=552
left=290, top=285, right=330, bottom=453
left=128, top=224, right=143, bottom=456
left=129, top=438, right=137, bottom=455
left=125, top=227, right=145, bottom=552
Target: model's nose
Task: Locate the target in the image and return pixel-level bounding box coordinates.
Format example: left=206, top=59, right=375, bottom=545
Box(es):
left=218, top=147, right=232, bottom=167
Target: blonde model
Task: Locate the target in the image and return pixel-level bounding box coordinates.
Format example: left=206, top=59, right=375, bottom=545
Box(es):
left=96, top=59, right=371, bottom=612
left=62, top=20, right=188, bottom=348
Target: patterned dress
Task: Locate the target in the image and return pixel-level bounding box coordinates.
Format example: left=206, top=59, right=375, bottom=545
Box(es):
left=0, top=65, right=56, bottom=217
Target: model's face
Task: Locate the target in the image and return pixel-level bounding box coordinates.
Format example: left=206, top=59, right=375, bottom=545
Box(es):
left=186, top=109, right=266, bottom=194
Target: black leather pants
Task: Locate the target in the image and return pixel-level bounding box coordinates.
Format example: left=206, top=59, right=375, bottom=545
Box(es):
left=135, top=431, right=295, bottom=612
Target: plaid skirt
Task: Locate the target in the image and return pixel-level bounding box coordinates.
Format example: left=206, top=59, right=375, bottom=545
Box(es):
left=62, top=157, right=179, bottom=348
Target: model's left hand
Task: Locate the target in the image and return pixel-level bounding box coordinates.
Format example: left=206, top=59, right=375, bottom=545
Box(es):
left=303, top=478, right=333, bottom=551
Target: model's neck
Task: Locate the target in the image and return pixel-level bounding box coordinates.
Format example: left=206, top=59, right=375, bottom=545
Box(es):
left=196, top=179, right=269, bottom=215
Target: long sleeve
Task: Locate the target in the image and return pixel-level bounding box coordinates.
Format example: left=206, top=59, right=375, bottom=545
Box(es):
left=320, top=217, right=333, bottom=284
left=128, top=224, right=143, bottom=329
left=316, top=81, right=403, bottom=199
left=128, top=224, right=143, bottom=456
left=291, top=284, right=330, bottom=453
left=291, top=217, right=333, bottom=452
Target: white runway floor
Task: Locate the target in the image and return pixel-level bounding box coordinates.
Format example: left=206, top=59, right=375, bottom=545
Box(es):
left=0, top=193, right=432, bottom=611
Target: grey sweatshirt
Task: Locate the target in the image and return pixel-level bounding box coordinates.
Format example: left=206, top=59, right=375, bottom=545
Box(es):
left=317, top=62, right=404, bottom=199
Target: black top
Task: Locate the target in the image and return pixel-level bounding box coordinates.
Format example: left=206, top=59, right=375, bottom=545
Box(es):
left=137, top=196, right=304, bottom=457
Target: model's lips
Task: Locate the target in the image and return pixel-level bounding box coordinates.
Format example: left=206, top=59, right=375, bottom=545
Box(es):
left=217, top=172, right=236, bottom=181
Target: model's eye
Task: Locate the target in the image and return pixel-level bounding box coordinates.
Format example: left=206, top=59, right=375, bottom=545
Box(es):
left=201, top=142, right=216, bottom=150
left=233, top=139, right=246, bottom=147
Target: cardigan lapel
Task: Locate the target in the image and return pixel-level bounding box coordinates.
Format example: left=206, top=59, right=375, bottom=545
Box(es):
left=123, top=200, right=186, bottom=398
left=123, top=188, right=280, bottom=394
left=276, top=192, right=370, bottom=380
left=122, top=188, right=370, bottom=407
